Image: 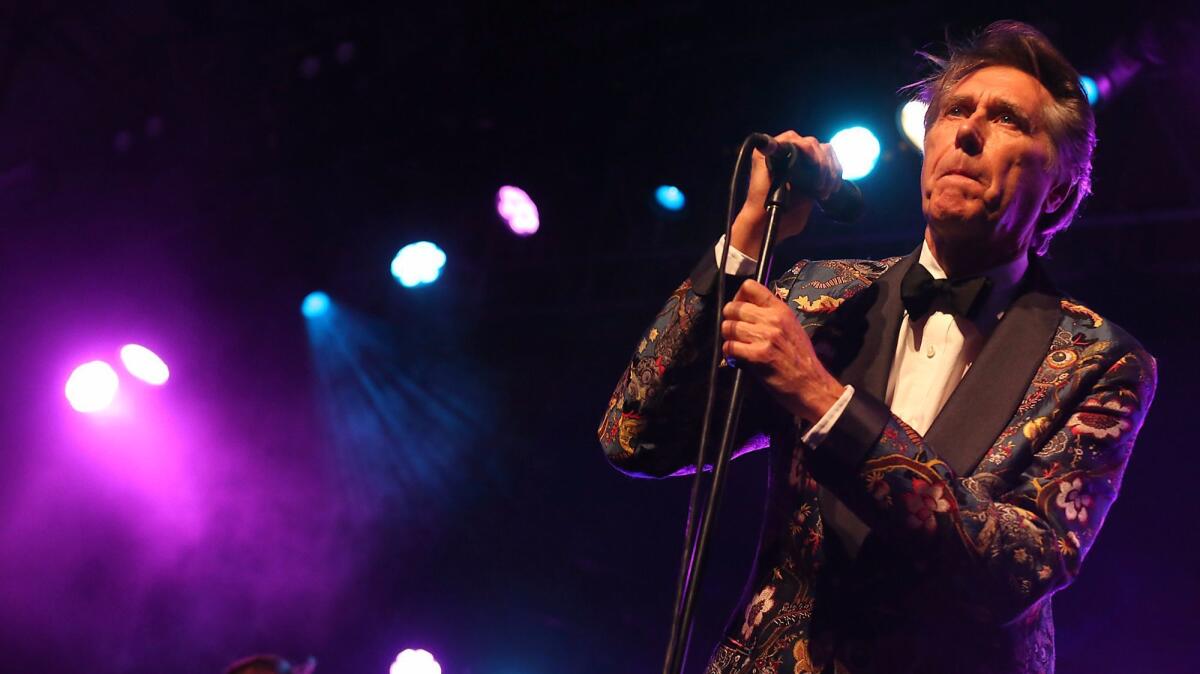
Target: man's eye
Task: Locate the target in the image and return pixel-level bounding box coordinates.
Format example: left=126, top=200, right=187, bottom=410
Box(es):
left=998, top=113, right=1015, bottom=125
left=946, top=105, right=965, bottom=117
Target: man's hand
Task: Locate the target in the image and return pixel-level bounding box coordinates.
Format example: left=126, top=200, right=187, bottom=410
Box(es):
left=730, top=131, right=844, bottom=259
left=721, top=280, right=845, bottom=423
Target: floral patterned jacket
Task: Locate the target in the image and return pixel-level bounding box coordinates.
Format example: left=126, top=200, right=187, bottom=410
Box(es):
left=597, top=247, right=1157, bottom=674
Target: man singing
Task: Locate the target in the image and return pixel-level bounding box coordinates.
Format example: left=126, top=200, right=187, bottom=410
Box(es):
left=598, top=21, right=1157, bottom=674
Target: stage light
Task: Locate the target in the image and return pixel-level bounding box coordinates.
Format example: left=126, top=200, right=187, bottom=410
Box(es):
left=829, top=126, right=881, bottom=181
left=898, top=100, right=928, bottom=152
left=113, top=130, right=134, bottom=154
left=496, top=185, right=540, bottom=236
left=302, top=291, right=332, bottom=318
left=655, top=185, right=686, bottom=211
left=1080, top=75, right=1099, bottom=106
left=389, top=649, right=441, bottom=674
left=299, top=55, right=321, bottom=79
left=119, top=344, right=169, bottom=385
left=65, top=361, right=120, bottom=413
left=391, top=242, right=446, bottom=288
left=335, top=41, right=357, bottom=65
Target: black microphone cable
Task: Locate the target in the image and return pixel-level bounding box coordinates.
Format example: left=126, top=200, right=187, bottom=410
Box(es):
left=661, top=133, right=758, bottom=674
left=661, top=131, right=863, bottom=673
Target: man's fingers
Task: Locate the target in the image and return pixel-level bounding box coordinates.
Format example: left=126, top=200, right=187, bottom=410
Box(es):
left=721, top=319, right=761, bottom=343
left=828, top=145, right=844, bottom=183
left=733, top=279, right=776, bottom=306
left=818, top=143, right=842, bottom=200
left=723, top=338, right=774, bottom=365
left=775, top=130, right=805, bottom=145
left=722, top=300, right=762, bottom=321
left=723, top=339, right=755, bottom=362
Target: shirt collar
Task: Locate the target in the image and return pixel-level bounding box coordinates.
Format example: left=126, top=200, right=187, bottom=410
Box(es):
left=919, top=240, right=1029, bottom=328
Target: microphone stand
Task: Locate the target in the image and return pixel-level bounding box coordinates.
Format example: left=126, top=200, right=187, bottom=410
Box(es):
left=661, top=148, right=794, bottom=674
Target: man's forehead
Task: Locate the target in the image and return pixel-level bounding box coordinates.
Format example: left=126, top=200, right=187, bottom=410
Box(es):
left=947, top=65, right=1053, bottom=111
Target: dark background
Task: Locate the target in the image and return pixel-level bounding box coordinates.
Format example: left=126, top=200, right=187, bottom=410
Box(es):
left=1, top=2, right=1197, bottom=673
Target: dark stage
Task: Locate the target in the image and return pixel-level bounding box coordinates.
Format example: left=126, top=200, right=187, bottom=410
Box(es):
left=1, top=2, right=1197, bottom=673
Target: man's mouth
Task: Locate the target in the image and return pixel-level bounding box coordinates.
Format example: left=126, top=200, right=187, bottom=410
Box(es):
left=942, top=168, right=979, bottom=180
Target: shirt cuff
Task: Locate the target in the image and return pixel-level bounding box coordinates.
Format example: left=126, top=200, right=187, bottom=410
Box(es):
left=807, top=388, right=893, bottom=485
left=800, top=384, right=855, bottom=449
left=713, top=235, right=759, bottom=276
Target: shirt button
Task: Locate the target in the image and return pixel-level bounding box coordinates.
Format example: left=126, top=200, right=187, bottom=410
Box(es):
left=926, top=345, right=936, bottom=358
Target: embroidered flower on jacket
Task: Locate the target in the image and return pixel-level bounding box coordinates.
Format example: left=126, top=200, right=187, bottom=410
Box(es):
left=740, top=585, right=777, bottom=640
left=1068, top=400, right=1131, bottom=440
left=902, top=478, right=951, bottom=532
left=794, top=503, right=812, bottom=524
left=775, top=286, right=790, bottom=301
left=806, top=527, right=822, bottom=554
left=1057, top=537, right=1075, bottom=556
left=985, top=444, right=1013, bottom=465
left=794, top=295, right=844, bottom=314
left=1055, top=477, right=1093, bottom=524
left=866, top=472, right=891, bottom=504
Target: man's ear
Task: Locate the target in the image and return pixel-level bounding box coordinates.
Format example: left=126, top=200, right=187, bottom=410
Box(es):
left=1043, top=176, right=1073, bottom=214
left=1033, top=178, right=1075, bottom=254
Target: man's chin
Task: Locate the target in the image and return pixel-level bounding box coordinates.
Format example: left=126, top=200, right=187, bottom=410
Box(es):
left=926, top=213, right=988, bottom=242
left=926, top=194, right=981, bottom=222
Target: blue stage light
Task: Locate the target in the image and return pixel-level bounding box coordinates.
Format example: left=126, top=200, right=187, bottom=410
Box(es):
left=655, top=185, right=686, bottom=211
left=391, top=241, right=447, bottom=288
left=1079, top=76, right=1099, bottom=106
left=829, top=126, right=881, bottom=181
left=302, top=291, right=331, bottom=318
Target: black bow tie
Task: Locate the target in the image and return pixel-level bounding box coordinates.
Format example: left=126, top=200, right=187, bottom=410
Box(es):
left=900, top=262, right=993, bottom=321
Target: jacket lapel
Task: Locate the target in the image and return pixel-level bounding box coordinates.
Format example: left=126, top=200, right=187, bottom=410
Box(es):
left=922, top=258, right=1063, bottom=475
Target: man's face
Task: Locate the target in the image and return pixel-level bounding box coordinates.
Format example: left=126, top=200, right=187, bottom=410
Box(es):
left=920, top=65, right=1068, bottom=261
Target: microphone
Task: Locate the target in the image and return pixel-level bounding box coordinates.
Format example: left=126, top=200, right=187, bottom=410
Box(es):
left=748, top=132, right=865, bottom=223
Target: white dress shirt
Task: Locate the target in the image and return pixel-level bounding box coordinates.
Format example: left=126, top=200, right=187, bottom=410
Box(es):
left=713, top=236, right=1029, bottom=441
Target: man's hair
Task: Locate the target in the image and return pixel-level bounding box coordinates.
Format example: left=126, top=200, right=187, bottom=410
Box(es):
left=910, top=20, right=1096, bottom=255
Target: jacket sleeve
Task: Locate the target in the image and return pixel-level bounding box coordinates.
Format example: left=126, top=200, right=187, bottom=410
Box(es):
left=804, top=344, right=1157, bottom=624
left=596, top=253, right=793, bottom=478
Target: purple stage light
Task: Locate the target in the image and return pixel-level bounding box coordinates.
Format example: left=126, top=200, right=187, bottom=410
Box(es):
left=113, top=130, right=134, bottom=154
left=299, top=55, right=321, bottom=79
left=145, top=115, right=165, bottom=139
left=496, top=185, right=539, bottom=236
left=335, top=41, right=357, bottom=64
left=119, top=344, right=170, bottom=386
left=389, top=649, right=441, bottom=674
left=65, top=361, right=120, bottom=413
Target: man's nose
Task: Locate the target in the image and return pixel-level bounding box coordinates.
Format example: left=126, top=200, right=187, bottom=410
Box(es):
left=954, top=115, right=985, bottom=156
